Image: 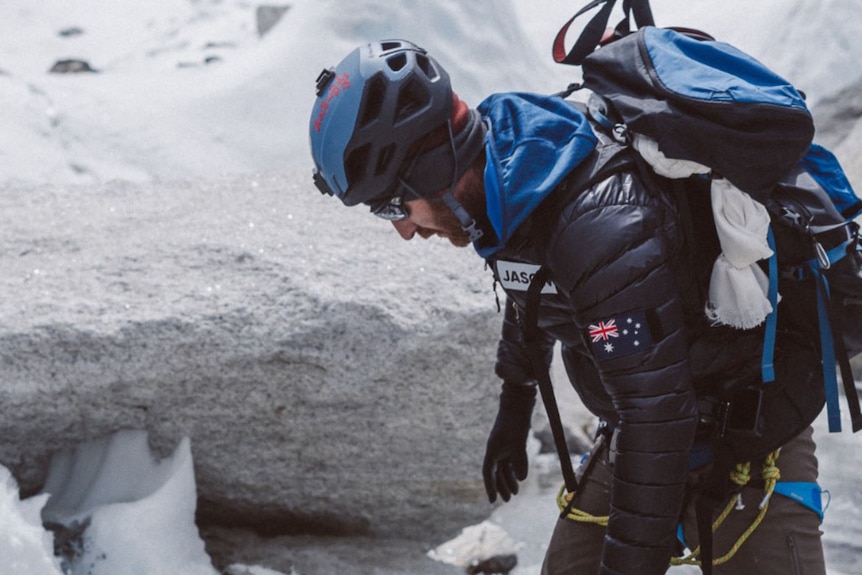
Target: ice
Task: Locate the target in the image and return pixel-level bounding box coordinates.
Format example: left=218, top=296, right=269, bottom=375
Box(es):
left=38, top=430, right=217, bottom=575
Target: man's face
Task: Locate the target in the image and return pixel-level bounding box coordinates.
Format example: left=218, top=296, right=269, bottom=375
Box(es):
left=390, top=197, right=471, bottom=247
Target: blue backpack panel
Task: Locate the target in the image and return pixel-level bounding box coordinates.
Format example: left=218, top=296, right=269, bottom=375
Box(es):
left=580, top=26, right=816, bottom=201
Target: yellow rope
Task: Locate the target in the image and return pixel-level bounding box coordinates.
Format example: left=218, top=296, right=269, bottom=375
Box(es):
left=557, top=484, right=609, bottom=525
left=556, top=449, right=782, bottom=568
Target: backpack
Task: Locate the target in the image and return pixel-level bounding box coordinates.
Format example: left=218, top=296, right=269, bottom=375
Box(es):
left=546, top=0, right=862, bottom=434
left=523, top=2, right=862, bottom=572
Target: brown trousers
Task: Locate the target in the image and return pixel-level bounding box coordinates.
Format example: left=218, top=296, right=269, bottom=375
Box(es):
left=541, top=427, right=826, bottom=575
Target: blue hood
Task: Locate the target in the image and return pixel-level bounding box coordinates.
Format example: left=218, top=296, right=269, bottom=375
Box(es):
left=474, top=93, right=597, bottom=258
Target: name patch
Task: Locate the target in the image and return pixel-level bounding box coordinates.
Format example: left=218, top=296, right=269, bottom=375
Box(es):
left=496, top=261, right=557, bottom=294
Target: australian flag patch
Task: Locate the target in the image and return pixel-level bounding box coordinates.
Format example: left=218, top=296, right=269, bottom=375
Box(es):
left=585, top=310, right=653, bottom=361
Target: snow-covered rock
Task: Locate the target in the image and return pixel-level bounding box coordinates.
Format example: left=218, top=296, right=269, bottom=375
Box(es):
left=0, top=171, right=502, bottom=540
left=427, top=519, right=518, bottom=569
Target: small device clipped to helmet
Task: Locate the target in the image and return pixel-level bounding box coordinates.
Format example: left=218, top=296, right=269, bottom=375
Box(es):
left=315, top=68, right=336, bottom=97
left=312, top=169, right=333, bottom=196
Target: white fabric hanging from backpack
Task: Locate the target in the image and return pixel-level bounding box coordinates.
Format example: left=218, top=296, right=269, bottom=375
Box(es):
left=632, top=134, right=775, bottom=329
left=706, top=178, right=774, bottom=329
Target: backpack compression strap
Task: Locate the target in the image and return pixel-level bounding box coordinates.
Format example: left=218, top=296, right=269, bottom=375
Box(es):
left=552, top=0, right=655, bottom=66
left=802, top=241, right=862, bottom=432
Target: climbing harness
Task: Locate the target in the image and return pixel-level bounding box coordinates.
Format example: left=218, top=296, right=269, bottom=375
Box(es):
left=553, top=449, right=823, bottom=567
left=673, top=450, right=781, bottom=568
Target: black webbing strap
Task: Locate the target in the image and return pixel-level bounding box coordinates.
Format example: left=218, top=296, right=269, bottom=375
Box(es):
left=523, top=265, right=579, bottom=494
left=828, top=279, right=862, bottom=432
left=553, top=0, right=655, bottom=66
left=627, top=0, right=655, bottom=29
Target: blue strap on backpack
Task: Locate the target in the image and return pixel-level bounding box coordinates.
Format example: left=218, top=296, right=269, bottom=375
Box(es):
left=762, top=230, right=779, bottom=384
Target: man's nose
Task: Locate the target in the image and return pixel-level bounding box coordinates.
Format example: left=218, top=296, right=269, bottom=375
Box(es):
left=391, top=219, right=417, bottom=240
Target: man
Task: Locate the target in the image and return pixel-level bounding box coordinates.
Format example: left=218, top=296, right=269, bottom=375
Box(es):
left=309, top=39, right=827, bottom=575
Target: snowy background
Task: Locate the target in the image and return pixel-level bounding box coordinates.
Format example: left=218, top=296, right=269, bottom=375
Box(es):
left=1, top=1, right=861, bottom=574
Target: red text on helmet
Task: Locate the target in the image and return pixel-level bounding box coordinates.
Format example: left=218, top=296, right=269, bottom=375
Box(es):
left=313, top=72, right=352, bottom=133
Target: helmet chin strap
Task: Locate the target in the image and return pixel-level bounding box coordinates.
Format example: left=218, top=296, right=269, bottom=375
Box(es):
left=442, top=120, right=484, bottom=242
left=441, top=189, right=483, bottom=242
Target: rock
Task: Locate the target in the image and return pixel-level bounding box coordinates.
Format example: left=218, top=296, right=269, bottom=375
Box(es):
left=256, top=5, right=290, bottom=38
left=532, top=423, right=591, bottom=457
left=49, top=59, right=98, bottom=74
left=57, top=27, right=84, bottom=38
left=427, top=520, right=517, bottom=570
left=0, top=172, right=502, bottom=541
left=467, top=554, right=518, bottom=575
left=177, top=55, right=224, bottom=69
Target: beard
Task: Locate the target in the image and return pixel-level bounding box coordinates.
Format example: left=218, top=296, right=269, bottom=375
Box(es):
left=418, top=198, right=472, bottom=247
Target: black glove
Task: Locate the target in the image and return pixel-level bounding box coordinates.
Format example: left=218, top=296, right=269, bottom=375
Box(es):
left=482, top=382, right=537, bottom=503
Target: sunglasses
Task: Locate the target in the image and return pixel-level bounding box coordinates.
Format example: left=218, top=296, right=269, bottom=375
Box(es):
left=369, top=192, right=409, bottom=221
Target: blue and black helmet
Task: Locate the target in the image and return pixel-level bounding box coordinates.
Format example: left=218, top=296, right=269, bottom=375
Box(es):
left=309, top=40, right=453, bottom=207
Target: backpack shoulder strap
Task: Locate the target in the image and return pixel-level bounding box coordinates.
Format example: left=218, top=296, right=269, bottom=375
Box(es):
left=523, top=265, right=579, bottom=497
left=545, top=104, right=637, bottom=208
left=518, top=122, right=636, bottom=498
left=518, top=105, right=636, bottom=256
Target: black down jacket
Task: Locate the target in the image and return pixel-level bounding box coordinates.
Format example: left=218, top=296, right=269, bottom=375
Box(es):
left=486, top=135, right=825, bottom=574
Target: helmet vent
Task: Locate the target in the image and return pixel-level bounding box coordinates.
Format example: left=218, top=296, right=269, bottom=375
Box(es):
left=386, top=53, right=408, bottom=72
left=358, top=74, right=386, bottom=127
left=345, top=144, right=370, bottom=186
left=380, top=41, right=403, bottom=52
left=395, top=78, right=430, bottom=123
left=375, top=144, right=396, bottom=175
left=415, top=54, right=439, bottom=81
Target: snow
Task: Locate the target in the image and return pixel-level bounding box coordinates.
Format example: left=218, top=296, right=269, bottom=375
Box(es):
left=0, top=468, right=63, bottom=575
left=1, top=431, right=217, bottom=575
left=39, top=430, right=216, bottom=575
left=1, top=1, right=861, bottom=574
